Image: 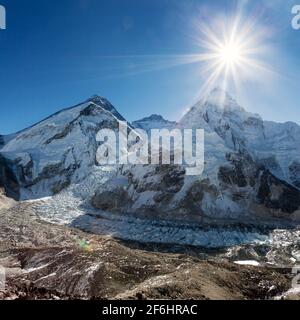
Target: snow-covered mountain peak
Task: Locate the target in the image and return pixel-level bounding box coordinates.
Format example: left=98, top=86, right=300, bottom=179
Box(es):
left=133, top=114, right=177, bottom=131
left=209, top=87, right=237, bottom=103
left=191, top=87, right=249, bottom=116
left=87, top=95, right=111, bottom=108
left=0, top=96, right=131, bottom=199
left=85, top=95, right=126, bottom=121
left=142, top=114, right=167, bottom=122
left=178, top=88, right=300, bottom=188
left=180, top=87, right=264, bottom=142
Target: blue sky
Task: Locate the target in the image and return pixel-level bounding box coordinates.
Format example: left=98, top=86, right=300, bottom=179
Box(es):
left=0, top=0, right=299, bottom=134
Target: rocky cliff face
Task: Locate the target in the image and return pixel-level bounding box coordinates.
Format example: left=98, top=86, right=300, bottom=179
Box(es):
left=91, top=152, right=300, bottom=226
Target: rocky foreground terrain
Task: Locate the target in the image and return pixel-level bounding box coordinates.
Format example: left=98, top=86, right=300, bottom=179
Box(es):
left=0, top=192, right=298, bottom=300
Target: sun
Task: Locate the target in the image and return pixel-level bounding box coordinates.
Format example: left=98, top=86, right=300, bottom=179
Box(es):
left=97, top=12, right=274, bottom=100
left=218, top=41, right=243, bottom=66
left=189, top=13, right=273, bottom=97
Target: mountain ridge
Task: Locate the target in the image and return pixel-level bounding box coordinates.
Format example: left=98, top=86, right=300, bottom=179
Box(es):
left=1, top=89, right=300, bottom=228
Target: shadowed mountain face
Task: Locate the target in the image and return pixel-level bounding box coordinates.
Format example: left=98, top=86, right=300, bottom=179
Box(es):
left=0, top=89, right=300, bottom=226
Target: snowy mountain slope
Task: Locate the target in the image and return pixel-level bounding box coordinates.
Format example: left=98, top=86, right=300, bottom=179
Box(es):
left=0, top=96, right=131, bottom=200
left=179, top=88, right=300, bottom=188
left=1, top=89, right=300, bottom=227
left=92, top=88, right=300, bottom=225
left=180, top=88, right=265, bottom=151
left=255, top=121, right=300, bottom=188
left=92, top=151, right=300, bottom=226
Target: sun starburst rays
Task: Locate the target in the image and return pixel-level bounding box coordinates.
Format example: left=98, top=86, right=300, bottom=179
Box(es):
left=87, top=11, right=274, bottom=108
left=191, top=13, right=274, bottom=100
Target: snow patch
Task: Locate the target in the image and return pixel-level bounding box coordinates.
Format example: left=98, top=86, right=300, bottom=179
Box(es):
left=234, top=260, right=260, bottom=266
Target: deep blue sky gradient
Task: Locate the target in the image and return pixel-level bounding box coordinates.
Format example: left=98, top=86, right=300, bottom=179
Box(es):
left=0, top=0, right=300, bottom=134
